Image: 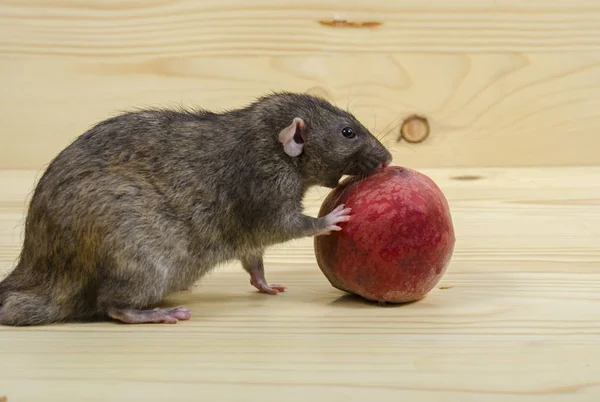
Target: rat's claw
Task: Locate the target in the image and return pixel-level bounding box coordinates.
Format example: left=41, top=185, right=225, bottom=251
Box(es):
left=316, top=204, right=351, bottom=235
left=331, top=204, right=345, bottom=212
left=327, top=224, right=342, bottom=232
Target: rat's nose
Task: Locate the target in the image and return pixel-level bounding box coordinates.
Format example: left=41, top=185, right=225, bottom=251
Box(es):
left=379, top=157, right=392, bottom=169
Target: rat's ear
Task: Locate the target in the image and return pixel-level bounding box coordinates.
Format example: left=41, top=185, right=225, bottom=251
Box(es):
left=278, top=117, right=305, bottom=157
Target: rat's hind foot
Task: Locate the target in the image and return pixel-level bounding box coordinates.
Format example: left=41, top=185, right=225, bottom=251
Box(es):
left=107, top=306, right=191, bottom=324
left=250, top=277, right=286, bottom=295
left=242, top=254, right=286, bottom=295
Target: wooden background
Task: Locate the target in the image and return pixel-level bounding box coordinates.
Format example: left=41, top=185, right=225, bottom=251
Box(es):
left=1, top=0, right=599, bottom=169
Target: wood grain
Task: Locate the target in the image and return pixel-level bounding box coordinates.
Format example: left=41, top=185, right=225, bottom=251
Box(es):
left=1, top=52, right=600, bottom=169
left=2, top=0, right=600, bottom=169
left=2, top=0, right=600, bottom=56
left=1, top=166, right=599, bottom=401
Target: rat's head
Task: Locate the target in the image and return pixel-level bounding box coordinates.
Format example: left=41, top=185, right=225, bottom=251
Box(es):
left=257, top=92, right=393, bottom=188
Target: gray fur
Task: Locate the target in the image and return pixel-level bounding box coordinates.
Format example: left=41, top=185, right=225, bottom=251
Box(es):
left=0, top=91, right=392, bottom=326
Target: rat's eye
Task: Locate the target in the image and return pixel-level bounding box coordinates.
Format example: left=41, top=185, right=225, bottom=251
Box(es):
left=341, top=127, right=355, bottom=138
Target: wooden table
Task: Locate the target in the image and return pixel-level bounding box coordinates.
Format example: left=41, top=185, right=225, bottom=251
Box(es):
left=1, top=166, right=599, bottom=401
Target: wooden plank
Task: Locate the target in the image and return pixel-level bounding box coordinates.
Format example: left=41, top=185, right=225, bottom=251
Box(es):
left=0, top=166, right=599, bottom=401
left=1, top=52, right=600, bottom=169
left=1, top=0, right=600, bottom=56
left=2, top=0, right=600, bottom=169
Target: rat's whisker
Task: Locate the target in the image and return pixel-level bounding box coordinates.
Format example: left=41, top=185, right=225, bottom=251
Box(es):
left=376, top=115, right=403, bottom=140
left=380, top=120, right=404, bottom=142
left=346, top=86, right=352, bottom=112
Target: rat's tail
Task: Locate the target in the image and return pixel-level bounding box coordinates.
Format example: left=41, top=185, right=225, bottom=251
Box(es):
left=0, top=270, right=62, bottom=326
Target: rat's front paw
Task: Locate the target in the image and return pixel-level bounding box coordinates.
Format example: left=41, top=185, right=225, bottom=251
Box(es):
left=316, top=204, right=352, bottom=236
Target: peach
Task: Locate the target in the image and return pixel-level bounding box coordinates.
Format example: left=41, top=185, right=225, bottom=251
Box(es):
left=314, top=166, right=455, bottom=303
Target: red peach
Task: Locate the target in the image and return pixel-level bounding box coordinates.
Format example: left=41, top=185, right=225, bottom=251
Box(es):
left=314, top=166, right=455, bottom=303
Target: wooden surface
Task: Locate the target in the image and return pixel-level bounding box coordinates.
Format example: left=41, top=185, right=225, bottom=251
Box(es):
left=2, top=0, right=600, bottom=169
left=0, top=166, right=599, bottom=401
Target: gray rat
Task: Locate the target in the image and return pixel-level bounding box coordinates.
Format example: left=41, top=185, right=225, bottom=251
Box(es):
left=0, top=91, right=392, bottom=326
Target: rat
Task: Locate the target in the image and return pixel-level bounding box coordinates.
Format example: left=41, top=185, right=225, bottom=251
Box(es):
left=0, top=91, right=392, bottom=326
